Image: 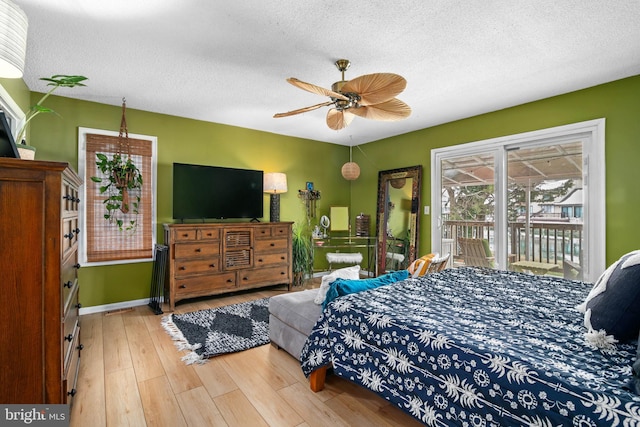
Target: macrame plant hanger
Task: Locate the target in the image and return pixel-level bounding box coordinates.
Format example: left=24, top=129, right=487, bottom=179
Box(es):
left=116, top=98, right=132, bottom=213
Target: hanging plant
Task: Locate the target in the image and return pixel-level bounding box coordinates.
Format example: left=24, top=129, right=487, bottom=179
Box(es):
left=91, top=152, right=143, bottom=231
left=90, top=99, right=143, bottom=232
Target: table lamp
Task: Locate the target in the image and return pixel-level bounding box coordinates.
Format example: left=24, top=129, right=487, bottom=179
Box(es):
left=264, top=172, right=287, bottom=222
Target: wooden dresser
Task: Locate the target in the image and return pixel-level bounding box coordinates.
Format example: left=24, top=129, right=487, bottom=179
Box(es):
left=0, top=158, right=82, bottom=404
left=164, top=222, right=292, bottom=310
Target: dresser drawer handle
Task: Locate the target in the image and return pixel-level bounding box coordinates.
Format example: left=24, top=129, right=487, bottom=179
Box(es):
left=195, top=248, right=201, bottom=252
left=270, top=243, right=275, bottom=247
left=227, top=279, right=233, bottom=283
left=68, top=389, right=77, bottom=397
left=179, top=284, right=186, bottom=289
left=242, top=277, right=249, bottom=281
left=65, top=334, right=73, bottom=342
left=209, top=264, right=216, bottom=268
left=77, top=343, right=84, bottom=351
left=63, top=281, right=73, bottom=288
left=64, top=233, right=74, bottom=240
left=179, top=266, right=186, bottom=270
left=73, top=263, right=81, bottom=269
left=75, top=303, right=82, bottom=309
left=257, top=258, right=263, bottom=262
left=280, top=271, right=286, bottom=275
left=280, top=256, right=285, bottom=260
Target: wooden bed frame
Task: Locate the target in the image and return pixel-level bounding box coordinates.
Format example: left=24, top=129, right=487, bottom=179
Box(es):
left=309, top=365, right=328, bottom=392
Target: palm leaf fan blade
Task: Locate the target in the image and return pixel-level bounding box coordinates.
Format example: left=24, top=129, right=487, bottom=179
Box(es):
left=326, top=109, right=355, bottom=130
left=341, top=73, right=407, bottom=106
left=287, top=78, right=349, bottom=101
left=274, top=101, right=334, bottom=118
left=350, top=98, right=411, bottom=121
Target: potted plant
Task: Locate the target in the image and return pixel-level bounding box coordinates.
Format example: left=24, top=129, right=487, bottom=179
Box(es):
left=90, top=152, right=143, bottom=232
left=292, top=223, right=314, bottom=287
left=16, top=75, right=88, bottom=158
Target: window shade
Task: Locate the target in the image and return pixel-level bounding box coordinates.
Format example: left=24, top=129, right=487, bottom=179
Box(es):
left=85, top=133, right=153, bottom=262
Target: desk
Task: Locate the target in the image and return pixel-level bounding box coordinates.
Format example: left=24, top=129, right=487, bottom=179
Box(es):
left=313, top=236, right=376, bottom=276
left=511, top=260, right=560, bottom=275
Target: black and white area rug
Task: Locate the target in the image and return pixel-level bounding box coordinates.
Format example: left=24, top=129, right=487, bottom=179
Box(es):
left=161, top=297, right=270, bottom=365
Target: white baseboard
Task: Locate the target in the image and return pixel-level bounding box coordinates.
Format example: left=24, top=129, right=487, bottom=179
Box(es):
left=79, top=297, right=163, bottom=316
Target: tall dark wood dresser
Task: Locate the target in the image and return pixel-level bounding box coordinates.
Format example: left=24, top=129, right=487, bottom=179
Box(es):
left=0, top=158, right=82, bottom=404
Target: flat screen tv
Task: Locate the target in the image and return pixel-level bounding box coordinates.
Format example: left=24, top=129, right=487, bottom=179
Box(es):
left=0, top=112, right=19, bottom=158
left=173, top=163, right=264, bottom=220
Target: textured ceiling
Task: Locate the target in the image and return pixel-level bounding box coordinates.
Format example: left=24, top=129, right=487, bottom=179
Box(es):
left=13, top=0, right=640, bottom=146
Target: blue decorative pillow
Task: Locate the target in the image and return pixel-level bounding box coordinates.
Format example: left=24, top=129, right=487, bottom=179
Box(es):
left=323, top=270, right=409, bottom=309
left=583, top=251, right=640, bottom=343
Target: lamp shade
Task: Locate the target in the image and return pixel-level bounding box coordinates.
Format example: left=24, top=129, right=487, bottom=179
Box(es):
left=0, top=0, right=28, bottom=78
left=341, top=162, right=360, bottom=180
left=263, top=172, right=287, bottom=194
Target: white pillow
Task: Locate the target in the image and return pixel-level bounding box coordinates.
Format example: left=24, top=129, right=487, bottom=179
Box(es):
left=313, top=265, right=361, bottom=304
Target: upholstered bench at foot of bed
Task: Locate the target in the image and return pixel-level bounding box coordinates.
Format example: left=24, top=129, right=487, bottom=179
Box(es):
left=268, top=288, right=322, bottom=361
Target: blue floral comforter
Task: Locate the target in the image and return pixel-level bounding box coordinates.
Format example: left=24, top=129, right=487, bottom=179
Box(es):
left=300, top=267, right=640, bottom=426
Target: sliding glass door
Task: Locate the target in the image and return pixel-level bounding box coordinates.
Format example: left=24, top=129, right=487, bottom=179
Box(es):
left=432, top=120, right=605, bottom=282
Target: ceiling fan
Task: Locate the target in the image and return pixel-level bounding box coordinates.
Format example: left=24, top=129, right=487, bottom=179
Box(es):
left=273, top=59, right=411, bottom=130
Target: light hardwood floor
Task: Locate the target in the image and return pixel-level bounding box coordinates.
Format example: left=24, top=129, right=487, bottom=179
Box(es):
left=70, top=285, right=424, bottom=427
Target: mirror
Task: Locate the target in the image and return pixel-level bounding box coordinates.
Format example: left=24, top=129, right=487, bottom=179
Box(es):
left=376, top=166, right=422, bottom=274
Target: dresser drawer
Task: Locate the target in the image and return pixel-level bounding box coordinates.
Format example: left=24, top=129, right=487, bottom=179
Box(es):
left=63, top=285, right=80, bottom=362
left=271, top=225, right=290, bottom=237
left=174, top=229, right=198, bottom=241
left=175, top=273, right=236, bottom=298
left=175, top=258, right=221, bottom=277
left=62, top=180, right=80, bottom=214
left=255, top=252, right=289, bottom=267
left=174, top=242, right=220, bottom=259
left=62, top=217, right=79, bottom=257
left=255, top=238, right=288, bottom=253
left=238, top=266, right=289, bottom=286
left=61, top=252, right=79, bottom=306
left=255, top=226, right=272, bottom=238
left=63, top=329, right=81, bottom=405
left=197, top=228, right=220, bottom=240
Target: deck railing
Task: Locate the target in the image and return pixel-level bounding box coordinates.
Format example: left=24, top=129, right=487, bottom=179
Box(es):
left=443, top=219, right=583, bottom=265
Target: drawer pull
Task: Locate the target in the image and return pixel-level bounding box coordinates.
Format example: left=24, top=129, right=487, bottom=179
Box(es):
left=243, top=277, right=249, bottom=281
left=280, top=256, right=285, bottom=260
left=179, top=284, right=186, bottom=289
left=258, top=258, right=263, bottom=262
left=75, top=303, right=82, bottom=309
left=77, top=343, right=84, bottom=351
left=179, top=266, right=186, bottom=270
left=270, top=243, right=275, bottom=247
left=63, top=281, right=73, bottom=288
left=209, top=264, right=216, bottom=268
left=182, top=233, right=189, bottom=237
left=64, top=233, right=74, bottom=240
left=227, top=279, right=233, bottom=283
left=68, top=389, right=77, bottom=397
left=65, top=334, right=73, bottom=342
left=74, top=228, right=81, bottom=234
left=195, top=248, right=201, bottom=252
left=73, top=263, right=81, bottom=269
left=280, top=271, right=286, bottom=275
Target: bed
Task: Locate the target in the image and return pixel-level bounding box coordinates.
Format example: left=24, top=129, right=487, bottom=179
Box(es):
left=300, top=267, right=640, bottom=426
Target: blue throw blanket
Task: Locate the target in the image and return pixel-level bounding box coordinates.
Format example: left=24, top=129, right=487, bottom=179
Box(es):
left=322, top=269, right=409, bottom=309
left=301, top=267, right=640, bottom=426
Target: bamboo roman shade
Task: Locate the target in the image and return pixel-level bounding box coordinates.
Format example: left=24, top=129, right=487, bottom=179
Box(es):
left=85, top=133, right=153, bottom=262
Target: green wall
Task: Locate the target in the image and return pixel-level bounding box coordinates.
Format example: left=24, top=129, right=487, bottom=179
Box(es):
left=3, top=74, right=639, bottom=308
left=349, top=75, right=640, bottom=267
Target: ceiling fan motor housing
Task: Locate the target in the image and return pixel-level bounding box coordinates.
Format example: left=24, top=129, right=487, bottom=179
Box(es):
left=331, top=80, right=360, bottom=110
